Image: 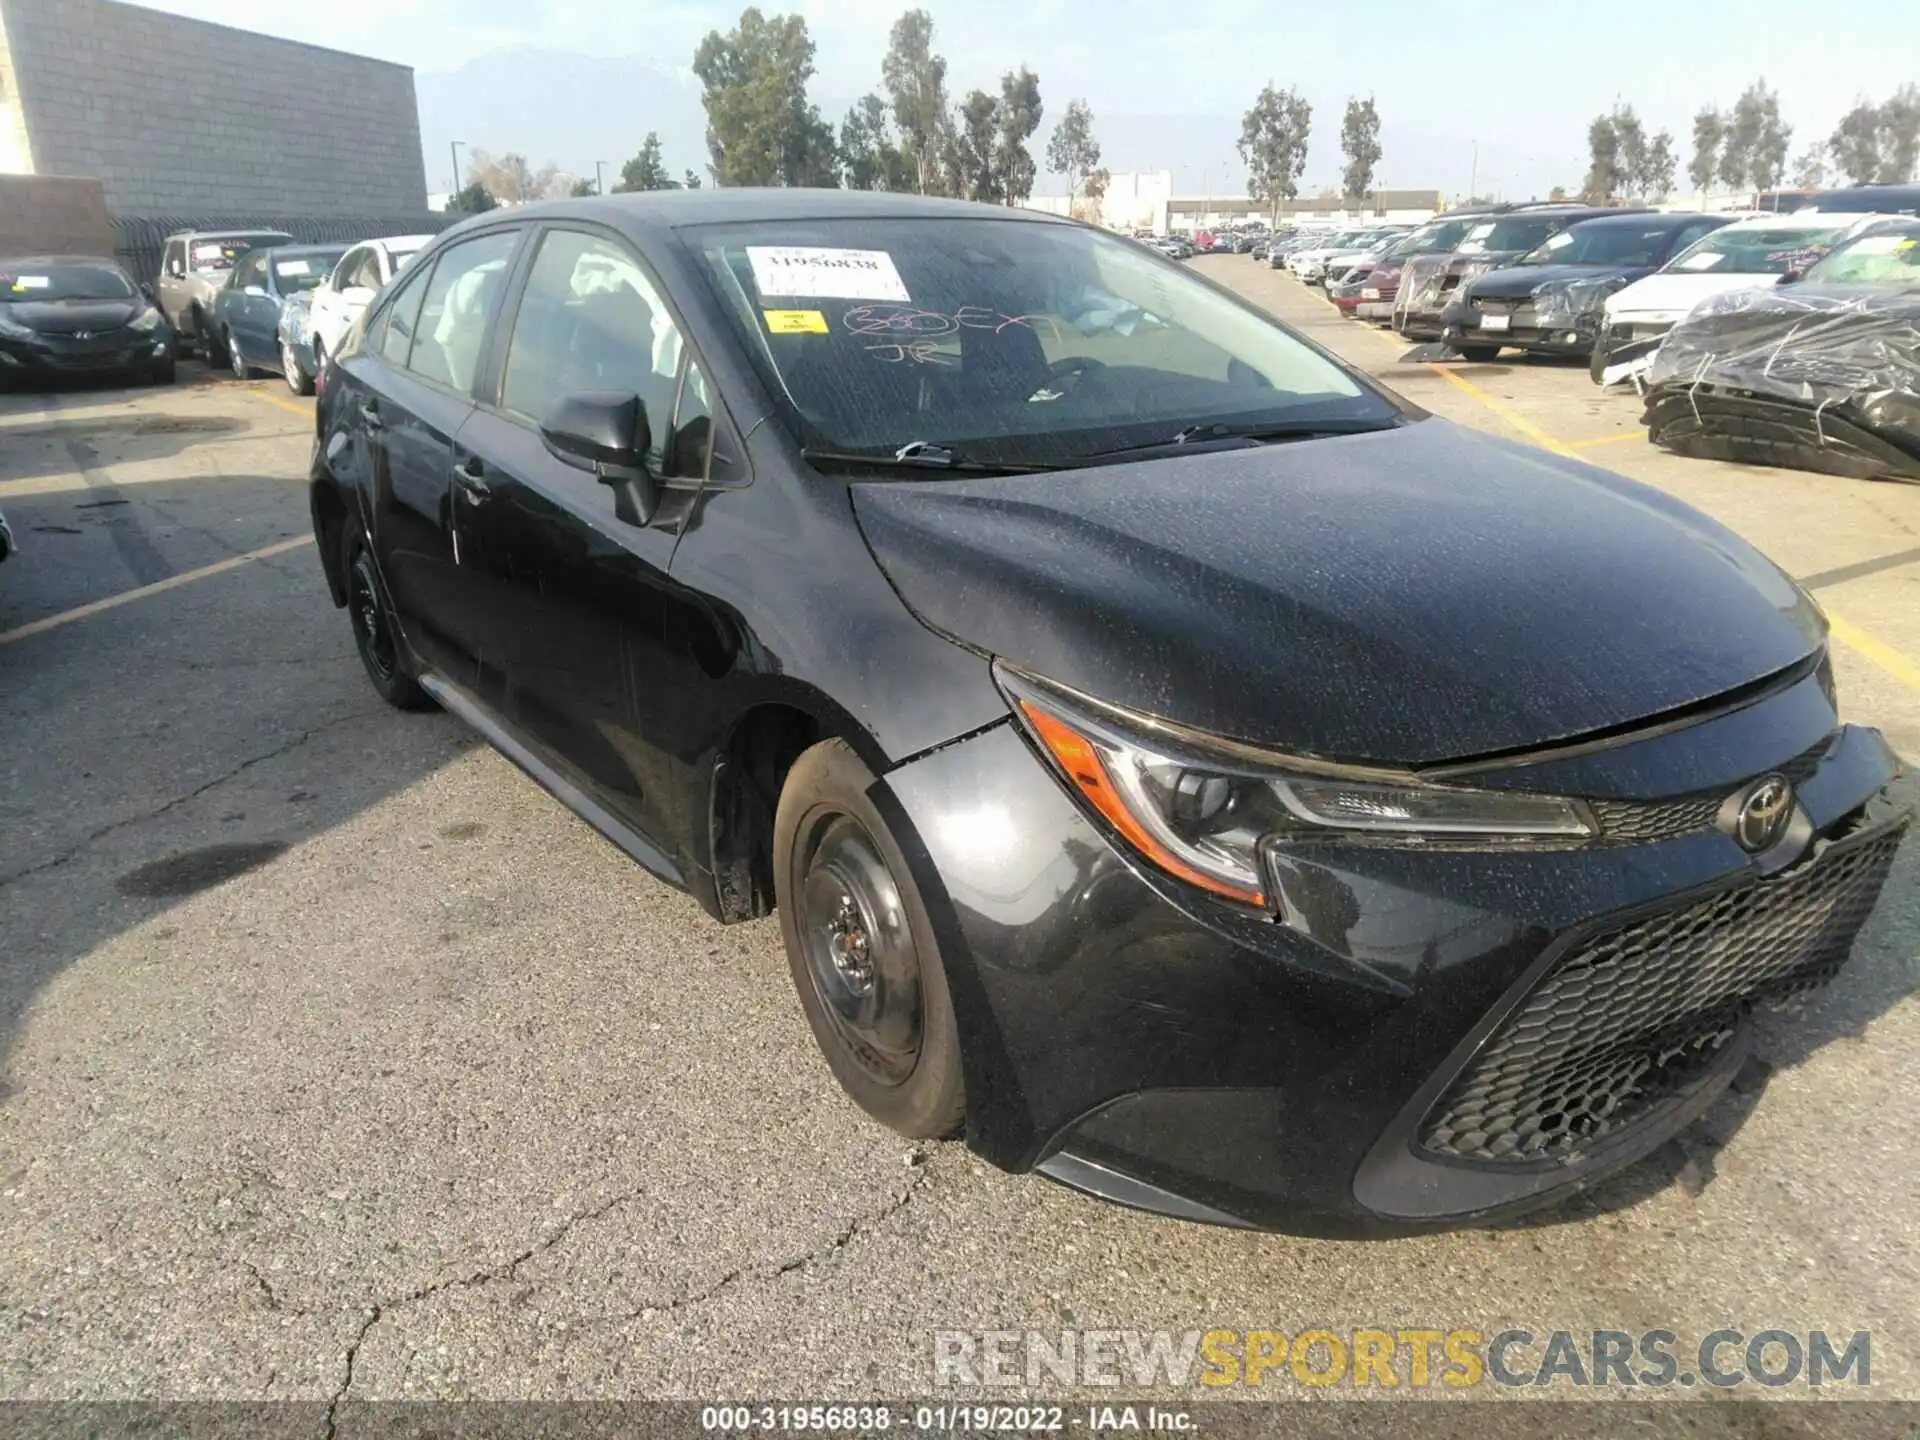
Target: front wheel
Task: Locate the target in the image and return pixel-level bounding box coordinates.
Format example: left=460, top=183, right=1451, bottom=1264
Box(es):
left=775, top=739, right=966, bottom=1140
left=228, top=331, right=252, bottom=380
left=1589, top=334, right=1610, bottom=385
left=198, top=310, right=226, bottom=365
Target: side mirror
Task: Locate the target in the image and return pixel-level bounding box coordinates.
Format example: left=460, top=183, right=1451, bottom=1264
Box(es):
left=541, top=391, right=657, bottom=526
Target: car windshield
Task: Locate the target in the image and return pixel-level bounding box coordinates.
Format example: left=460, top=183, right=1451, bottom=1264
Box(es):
left=1664, top=224, right=1852, bottom=275
left=1801, top=228, right=1920, bottom=288
left=1, top=263, right=135, bottom=302
left=689, top=216, right=1395, bottom=463
left=1518, top=223, right=1678, bottom=266
left=1458, top=217, right=1563, bottom=256
left=190, top=235, right=289, bottom=272
left=1395, top=218, right=1479, bottom=257
left=272, top=250, right=346, bottom=294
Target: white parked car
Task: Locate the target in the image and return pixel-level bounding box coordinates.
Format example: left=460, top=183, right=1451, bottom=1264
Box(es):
left=1289, top=228, right=1404, bottom=283
left=1594, top=212, right=1885, bottom=384
left=306, top=234, right=433, bottom=368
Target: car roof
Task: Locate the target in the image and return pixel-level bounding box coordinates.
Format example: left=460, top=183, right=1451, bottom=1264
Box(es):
left=474, top=189, right=1067, bottom=231
left=1717, top=210, right=1883, bottom=231
left=1567, top=211, right=1734, bottom=230
left=0, top=253, right=127, bottom=268
left=164, top=228, right=295, bottom=239
left=265, top=243, right=348, bottom=259
left=368, top=233, right=435, bottom=249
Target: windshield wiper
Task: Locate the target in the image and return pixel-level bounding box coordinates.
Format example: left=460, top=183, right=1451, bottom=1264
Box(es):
left=801, top=440, right=1054, bottom=475
left=1068, top=416, right=1400, bottom=464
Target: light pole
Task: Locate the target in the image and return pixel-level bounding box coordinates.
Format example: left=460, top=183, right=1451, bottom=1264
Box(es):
left=1468, top=139, right=1478, bottom=202
left=596, top=160, right=609, bottom=195
left=450, top=139, right=466, bottom=196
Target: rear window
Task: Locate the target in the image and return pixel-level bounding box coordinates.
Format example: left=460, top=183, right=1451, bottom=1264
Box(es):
left=1519, top=223, right=1681, bottom=266
left=1, top=263, right=135, bottom=302
left=190, top=235, right=291, bottom=272
left=1459, top=217, right=1561, bottom=255
left=1664, top=224, right=1853, bottom=275
left=273, top=251, right=346, bottom=293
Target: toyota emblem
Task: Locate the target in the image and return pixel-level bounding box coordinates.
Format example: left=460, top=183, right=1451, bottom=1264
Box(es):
left=1732, top=774, right=1794, bottom=853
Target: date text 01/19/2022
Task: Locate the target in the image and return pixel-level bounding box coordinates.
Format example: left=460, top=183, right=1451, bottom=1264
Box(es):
left=698, top=1406, right=1193, bottom=1432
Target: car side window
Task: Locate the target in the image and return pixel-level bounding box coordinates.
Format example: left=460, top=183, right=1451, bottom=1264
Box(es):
left=374, top=257, right=435, bottom=367
left=237, top=252, right=267, bottom=289
left=330, top=248, right=363, bottom=292
left=407, top=230, right=520, bottom=394
left=350, top=251, right=384, bottom=292
left=163, top=240, right=184, bottom=278
left=668, top=357, right=714, bottom=481
left=1671, top=220, right=1725, bottom=257
left=498, top=229, right=682, bottom=472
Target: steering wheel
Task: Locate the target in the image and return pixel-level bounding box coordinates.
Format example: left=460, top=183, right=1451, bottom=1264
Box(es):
left=1037, top=355, right=1109, bottom=401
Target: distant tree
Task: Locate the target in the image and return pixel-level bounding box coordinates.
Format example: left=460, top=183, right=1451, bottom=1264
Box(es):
left=1239, top=83, right=1312, bottom=222
left=1581, top=113, right=1624, bottom=203
left=617, top=132, right=673, bottom=192
left=947, top=89, right=1002, bottom=202
left=1339, top=97, right=1382, bottom=201
left=1689, top=107, right=1725, bottom=193
left=839, top=93, right=914, bottom=190
left=1736, top=81, right=1791, bottom=191
left=1829, top=99, right=1886, bottom=185
left=693, top=7, right=838, bottom=187
left=1792, top=144, right=1830, bottom=190
left=1046, top=98, right=1103, bottom=210
left=569, top=176, right=598, bottom=197
left=1070, top=166, right=1109, bottom=222
left=1547, top=184, right=1569, bottom=201
left=882, top=9, right=952, bottom=194
left=685, top=169, right=705, bottom=189
left=468, top=149, right=566, bottom=203
left=1641, top=131, right=1677, bottom=200
left=994, top=67, right=1044, bottom=206
left=1829, top=87, right=1920, bottom=185
left=447, top=182, right=498, bottom=214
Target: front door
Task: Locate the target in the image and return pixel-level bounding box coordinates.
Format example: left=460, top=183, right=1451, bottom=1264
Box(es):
left=227, top=252, right=281, bottom=366
left=450, top=226, right=718, bottom=844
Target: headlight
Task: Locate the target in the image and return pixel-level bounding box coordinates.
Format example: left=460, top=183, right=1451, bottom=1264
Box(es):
left=129, top=306, right=164, bottom=332
left=0, top=310, right=36, bottom=340
left=999, top=667, right=1595, bottom=909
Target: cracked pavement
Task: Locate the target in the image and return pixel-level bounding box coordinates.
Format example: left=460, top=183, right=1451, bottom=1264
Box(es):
left=2, top=305, right=1919, bottom=1412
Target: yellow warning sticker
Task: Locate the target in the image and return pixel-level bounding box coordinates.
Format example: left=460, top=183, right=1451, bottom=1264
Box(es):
left=763, top=308, right=829, bottom=334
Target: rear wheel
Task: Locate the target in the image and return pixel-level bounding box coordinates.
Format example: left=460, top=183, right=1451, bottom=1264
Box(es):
left=228, top=331, right=252, bottom=380
left=282, top=339, right=313, bottom=395
left=1458, top=344, right=1503, bottom=363
left=344, top=534, right=433, bottom=711
left=1589, top=334, right=1610, bottom=384
left=775, top=739, right=965, bottom=1140
left=196, top=308, right=225, bottom=365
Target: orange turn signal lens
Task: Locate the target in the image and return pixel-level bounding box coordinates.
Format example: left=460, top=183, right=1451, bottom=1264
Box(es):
left=1018, top=699, right=1266, bottom=908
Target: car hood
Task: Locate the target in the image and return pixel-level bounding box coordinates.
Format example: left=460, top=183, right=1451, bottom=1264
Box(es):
left=4, top=298, right=141, bottom=334
left=1470, top=262, right=1648, bottom=300
left=850, top=420, right=1823, bottom=765
left=1606, top=271, right=1782, bottom=320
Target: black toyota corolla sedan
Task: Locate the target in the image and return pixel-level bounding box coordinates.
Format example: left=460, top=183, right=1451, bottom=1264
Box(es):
left=308, top=191, right=1909, bottom=1235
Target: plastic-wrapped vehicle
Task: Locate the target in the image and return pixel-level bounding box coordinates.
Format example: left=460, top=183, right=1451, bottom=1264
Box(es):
left=1393, top=205, right=1638, bottom=342
left=1439, top=212, right=1735, bottom=362
left=1350, top=206, right=1510, bottom=322
left=1642, top=220, right=1920, bottom=481
left=1595, top=213, right=1888, bottom=386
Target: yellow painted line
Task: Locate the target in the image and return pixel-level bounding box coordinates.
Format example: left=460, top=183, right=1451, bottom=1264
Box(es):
left=1828, top=613, right=1920, bottom=695
left=1425, top=364, right=1578, bottom=458
left=0, top=535, right=313, bottom=647
left=252, top=389, right=314, bottom=421
left=1569, top=432, right=1645, bottom=450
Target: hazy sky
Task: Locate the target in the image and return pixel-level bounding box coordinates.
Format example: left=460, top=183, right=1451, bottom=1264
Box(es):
left=138, top=0, right=1914, bottom=198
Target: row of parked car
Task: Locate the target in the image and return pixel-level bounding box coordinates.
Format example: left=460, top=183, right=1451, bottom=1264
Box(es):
left=0, top=227, right=430, bottom=398
left=1265, top=184, right=1920, bottom=483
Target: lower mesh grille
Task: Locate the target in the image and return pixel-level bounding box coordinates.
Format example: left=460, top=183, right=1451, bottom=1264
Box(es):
left=1419, top=823, right=1906, bottom=1165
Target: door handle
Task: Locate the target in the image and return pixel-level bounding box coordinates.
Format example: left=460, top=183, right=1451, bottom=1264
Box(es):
left=452, top=456, right=492, bottom=502
left=362, top=399, right=385, bottom=432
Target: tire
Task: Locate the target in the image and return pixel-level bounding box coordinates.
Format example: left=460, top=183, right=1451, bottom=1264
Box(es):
left=1458, top=345, right=1503, bottom=363
left=343, top=532, right=433, bottom=711
left=1589, top=334, right=1609, bottom=385
left=228, top=330, right=252, bottom=380
left=282, top=338, right=313, bottom=396
left=310, top=336, right=327, bottom=379
left=149, top=357, right=177, bottom=385
left=774, top=738, right=966, bottom=1140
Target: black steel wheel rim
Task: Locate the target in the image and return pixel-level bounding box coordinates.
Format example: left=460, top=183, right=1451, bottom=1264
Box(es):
left=230, top=333, right=246, bottom=378
left=283, top=341, right=301, bottom=389
left=348, top=551, right=397, bottom=682
left=798, top=813, right=922, bottom=1087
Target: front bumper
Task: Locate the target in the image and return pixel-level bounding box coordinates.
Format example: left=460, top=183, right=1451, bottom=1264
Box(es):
left=1356, top=297, right=1397, bottom=321
left=0, top=332, right=171, bottom=381
left=1441, top=298, right=1597, bottom=356
left=877, top=670, right=1908, bottom=1235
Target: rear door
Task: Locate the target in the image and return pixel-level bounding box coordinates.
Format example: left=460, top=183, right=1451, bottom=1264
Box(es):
left=227, top=251, right=279, bottom=364
left=449, top=224, right=729, bottom=842
left=311, top=247, right=367, bottom=359
left=357, top=227, right=525, bottom=686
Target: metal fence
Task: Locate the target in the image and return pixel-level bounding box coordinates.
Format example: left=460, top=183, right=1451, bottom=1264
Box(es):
left=112, top=213, right=459, bottom=286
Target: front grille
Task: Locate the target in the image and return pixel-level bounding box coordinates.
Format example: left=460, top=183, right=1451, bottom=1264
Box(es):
left=1418, top=821, right=1905, bottom=1166
left=1586, top=739, right=1832, bottom=845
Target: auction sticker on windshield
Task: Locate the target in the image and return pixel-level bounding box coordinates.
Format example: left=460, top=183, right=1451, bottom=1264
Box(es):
left=763, top=309, right=830, bottom=334
left=747, top=246, right=911, bottom=302
left=8, top=275, right=50, bottom=291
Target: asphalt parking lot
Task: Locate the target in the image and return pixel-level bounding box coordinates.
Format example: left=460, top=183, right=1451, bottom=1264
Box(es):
left=2, top=266, right=1917, bottom=1413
